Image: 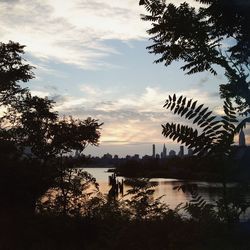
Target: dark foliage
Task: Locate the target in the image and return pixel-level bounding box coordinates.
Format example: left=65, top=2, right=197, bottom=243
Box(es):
left=2, top=192, right=250, bottom=250
left=0, top=41, right=103, bottom=216
left=140, top=0, right=250, bottom=111
left=162, top=94, right=237, bottom=157
left=0, top=41, right=34, bottom=105
left=0, top=41, right=103, bottom=162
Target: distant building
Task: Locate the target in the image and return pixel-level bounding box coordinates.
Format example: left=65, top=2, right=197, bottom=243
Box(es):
left=152, top=144, right=156, bottom=158
left=239, top=129, right=246, bottom=147
left=188, top=148, right=193, bottom=156
left=156, top=153, right=160, bottom=159
left=169, top=150, right=176, bottom=157
left=178, top=146, right=184, bottom=157
left=232, top=128, right=249, bottom=180
left=132, top=154, right=140, bottom=161
left=142, top=154, right=151, bottom=160
left=74, top=149, right=81, bottom=158
left=22, top=146, right=36, bottom=159
left=234, top=145, right=250, bottom=180
left=161, top=144, right=167, bottom=158
left=102, top=153, right=112, bottom=159
left=126, top=155, right=131, bottom=160
left=113, top=155, right=119, bottom=163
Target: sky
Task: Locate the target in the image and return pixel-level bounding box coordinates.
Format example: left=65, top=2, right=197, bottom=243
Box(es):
left=1, top=0, right=248, bottom=157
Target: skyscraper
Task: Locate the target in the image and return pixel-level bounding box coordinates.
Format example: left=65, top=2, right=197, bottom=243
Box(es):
left=188, top=148, right=193, bottom=156
left=239, top=129, right=246, bottom=146
left=178, top=146, right=184, bottom=157
left=169, top=150, right=176, bottom=157
left=152, top=144, right=156, bottom=158
left=162, top=144, right=167, bottom=158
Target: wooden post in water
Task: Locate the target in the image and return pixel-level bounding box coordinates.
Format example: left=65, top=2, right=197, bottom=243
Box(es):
left=108, top=173, right=119, bottom=199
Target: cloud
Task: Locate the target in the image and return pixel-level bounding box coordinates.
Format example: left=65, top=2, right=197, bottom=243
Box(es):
left=48, top=84, right=246, bottom=155
left=80, top=85, right=99, bottom=96
left=0, top=0, right=148, bottom=69
left=79, top=84, right=113, bottom=98
left=47, top=85, right=222, bottom=149
left=16, top=80, right=232, bottom=156
left=44, top=85, right=58, bottom=92
left=30, top=90, right=50, bottom=98
left=90, top=86, right=221, bottom=114
left=0, top=0, right=203, bottom=70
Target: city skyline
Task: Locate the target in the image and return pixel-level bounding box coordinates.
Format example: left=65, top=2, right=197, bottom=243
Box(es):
left=84, top=143, right=191, bottom=159
left=84, top=130, right=247, bottom=158
left=1, top=0, right=249, bottom=157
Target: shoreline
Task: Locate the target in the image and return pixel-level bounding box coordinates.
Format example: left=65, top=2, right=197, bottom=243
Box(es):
left=75, top=164, right=249, bottom=183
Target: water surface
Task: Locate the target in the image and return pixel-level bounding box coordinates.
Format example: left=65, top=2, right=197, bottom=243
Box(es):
left=83, top=167, right=250, bottom=221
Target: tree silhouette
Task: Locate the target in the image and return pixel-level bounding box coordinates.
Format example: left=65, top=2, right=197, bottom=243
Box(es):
left=140, top=0, right=250, bottom=112
left=0, top=41, right=103, bottom=161
left=162, top=95, right=237, bottom=157
left=38, top=168, right=99, bottom=216
left=0, top=41, right=103, bottom=214
left=1, top=92, right=58, bottom=160
left=0, top=41, right=34, bottom=105
left=50, top=116, right=103, bottom=157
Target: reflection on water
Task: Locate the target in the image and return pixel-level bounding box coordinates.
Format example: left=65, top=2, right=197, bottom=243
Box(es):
left=83, top=167, right=250, bottom=220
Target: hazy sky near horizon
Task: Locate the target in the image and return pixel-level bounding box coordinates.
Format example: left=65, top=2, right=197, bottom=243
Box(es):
left=1, top=0, right=248, bottom=157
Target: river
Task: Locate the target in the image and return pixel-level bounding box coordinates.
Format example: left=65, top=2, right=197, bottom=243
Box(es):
left=83, top=167, right=250, bottom=221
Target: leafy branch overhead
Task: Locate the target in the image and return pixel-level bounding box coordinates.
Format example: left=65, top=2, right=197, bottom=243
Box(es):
left=0, top=41, right=103, bottom=161
left=140, top=0, right=250, bottom=111
left=162, top=94, right=238, bottom=156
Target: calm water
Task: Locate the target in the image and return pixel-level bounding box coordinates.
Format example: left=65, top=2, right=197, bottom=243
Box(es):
left=83, top=167, right=250, bottom=220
